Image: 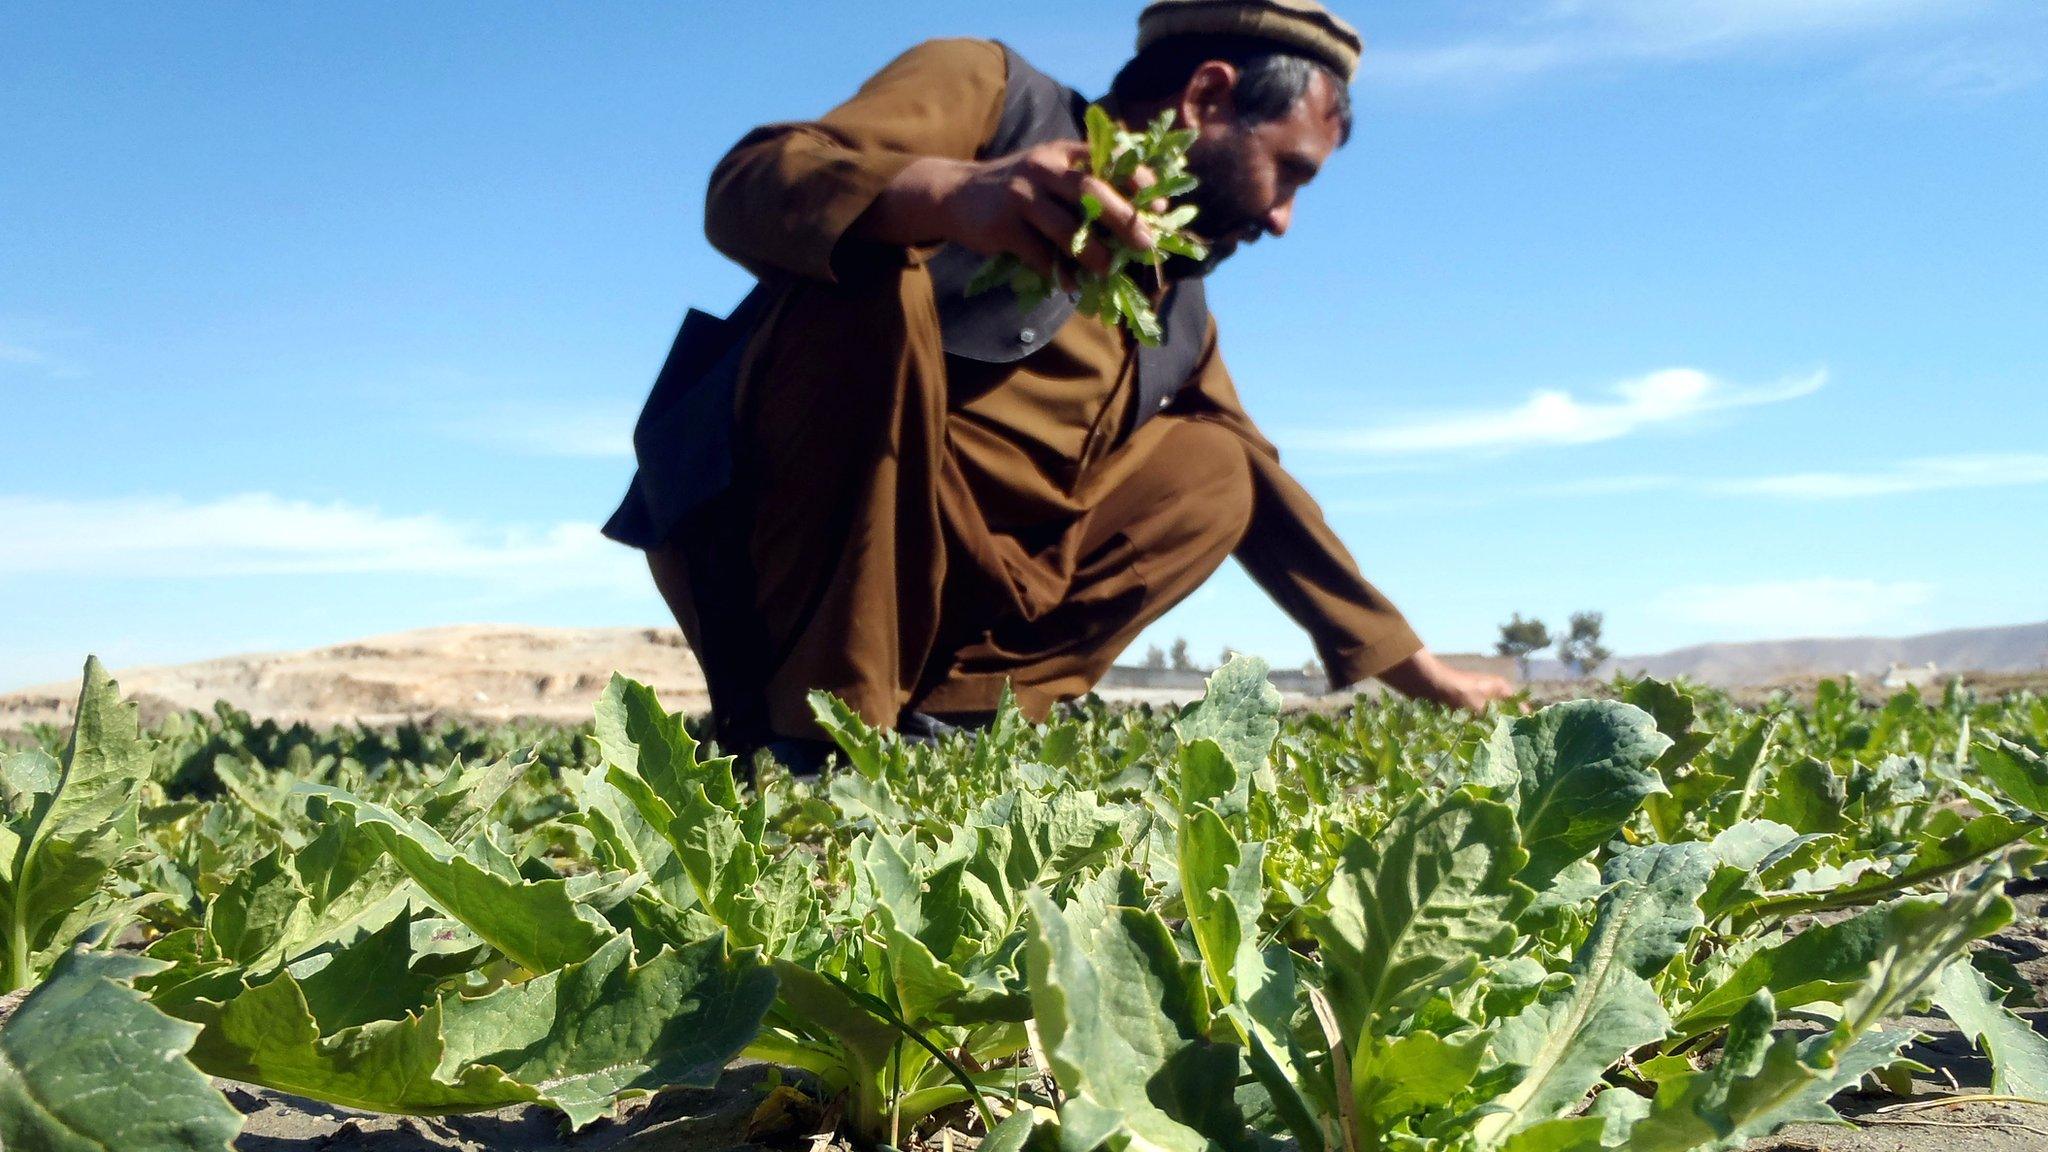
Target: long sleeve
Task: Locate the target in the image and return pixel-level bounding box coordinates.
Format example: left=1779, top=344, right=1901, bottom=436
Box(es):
left=1178, top=320, right=1424, bottom=689
left=705, top=38, right=1008, bottom=283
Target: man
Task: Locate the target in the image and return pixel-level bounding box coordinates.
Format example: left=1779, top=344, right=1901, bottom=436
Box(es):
left=605, top=0, right=1515, bottom=768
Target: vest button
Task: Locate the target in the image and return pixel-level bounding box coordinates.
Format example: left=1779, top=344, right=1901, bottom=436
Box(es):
left=1158, top=395, right=1172, bottom=410
left=1019, top=328, right=1037, bottom=344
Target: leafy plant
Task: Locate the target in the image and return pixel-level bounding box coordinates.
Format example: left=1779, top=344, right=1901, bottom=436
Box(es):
left=968, top=105, right=1208, bottom=345
left=0, top=659, right=159, bottom=991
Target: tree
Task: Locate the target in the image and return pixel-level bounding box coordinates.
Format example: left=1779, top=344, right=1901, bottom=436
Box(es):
left=1142, top=644, right=1167, bottom=671
left=1169, top=637, right=1194, bottom=672
left=1496, top=614, right=1552, bottom=681
left=1558, top=611, right=1612, bottom=678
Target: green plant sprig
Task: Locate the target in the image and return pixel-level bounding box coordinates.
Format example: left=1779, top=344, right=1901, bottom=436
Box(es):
left=966, top=105, right=1209, bottom=346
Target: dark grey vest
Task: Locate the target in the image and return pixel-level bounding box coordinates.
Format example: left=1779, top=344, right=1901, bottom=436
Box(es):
left=926, top=43, right=1211, bottom=422
left=604, top=42, right=1212, bottom=550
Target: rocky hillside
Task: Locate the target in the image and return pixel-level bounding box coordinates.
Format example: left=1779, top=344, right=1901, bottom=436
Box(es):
left=1, top=625, right=709, bottom=730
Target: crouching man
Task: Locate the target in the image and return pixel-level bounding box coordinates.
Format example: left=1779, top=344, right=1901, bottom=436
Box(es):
left=605, top=0, right=1515, bottom=768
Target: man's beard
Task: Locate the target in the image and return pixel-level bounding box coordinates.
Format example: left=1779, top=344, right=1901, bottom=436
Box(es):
left=1161, top=137, right=1265, bottom=281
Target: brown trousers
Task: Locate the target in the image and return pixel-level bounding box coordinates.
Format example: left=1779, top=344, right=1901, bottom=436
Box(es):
left=648, top=266, right=1252, bottom=741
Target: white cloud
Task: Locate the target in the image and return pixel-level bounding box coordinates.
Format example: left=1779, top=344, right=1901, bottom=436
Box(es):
left=1658, top=576, right=1934, bottom=638
left=1291, top=368, right=1823, bottom=456
left=1857, top=40, right=2047, bottom=99
left=0, top=339, right=83, bottom=380
left=1369, top=0, right=2001, bottom=87
left=0, top=492, right=646, bottom=592
left=1712, top=453, right=2048, bottom=498
left=451, top=402, right=638, bottom=459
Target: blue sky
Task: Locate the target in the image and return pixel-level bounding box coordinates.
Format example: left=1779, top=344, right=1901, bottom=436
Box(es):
left=4, top=0, right=2045, bottom=690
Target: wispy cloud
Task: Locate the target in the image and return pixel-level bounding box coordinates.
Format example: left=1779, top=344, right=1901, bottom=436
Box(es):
left=0, top=492, right=644, bottom=592
left=0, top=339, right=83, bottom=380
left=1369, top=0, right=2011, bottom=88
left=1291, top=368, right=1823, bottom=457
left=1856, top=39, right=2048, bottom=99
left=1711, top=453, right=2048, bottom=499
left=1658, top=576, right=1935, bottom=639
left=450, top=401, right=638, bottom=460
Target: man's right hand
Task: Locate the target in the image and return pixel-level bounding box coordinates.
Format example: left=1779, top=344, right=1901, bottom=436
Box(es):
left=1379, top=648, right=1520, bottom=714
left=855, top=142, right=1157, bottom=283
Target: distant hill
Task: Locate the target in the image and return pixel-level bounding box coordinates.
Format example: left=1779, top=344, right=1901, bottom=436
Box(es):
left=1590, top=621, right=2048, bottom=686
left=1, top=626, right=708, bottom=731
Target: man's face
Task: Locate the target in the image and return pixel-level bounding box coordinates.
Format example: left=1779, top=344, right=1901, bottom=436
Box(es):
left=1169, top=65, right=1346, bottom=278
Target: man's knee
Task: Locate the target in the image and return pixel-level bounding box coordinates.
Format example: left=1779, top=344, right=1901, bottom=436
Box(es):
left=1158, top=420, right=1254, bottom=555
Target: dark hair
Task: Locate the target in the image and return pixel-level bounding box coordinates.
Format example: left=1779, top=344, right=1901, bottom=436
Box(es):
left=1110, top=33, right=1353, bottom=144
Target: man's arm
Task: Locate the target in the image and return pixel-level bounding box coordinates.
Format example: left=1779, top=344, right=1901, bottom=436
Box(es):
left=1178, top=323, right=1516, bottom=711
left=706, top=38, right=1159, bottom=285
left=704, top=38, right=1008, bottom=283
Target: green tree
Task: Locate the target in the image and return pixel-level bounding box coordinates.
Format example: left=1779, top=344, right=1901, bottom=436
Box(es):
left=1559, top=611, right=1613, bottom=678
left=1169, top=638, right=1195, bottom=673
left=1142, top=645, right=1167, bottom=671
left=1496, top=613, right=1553, bottom=681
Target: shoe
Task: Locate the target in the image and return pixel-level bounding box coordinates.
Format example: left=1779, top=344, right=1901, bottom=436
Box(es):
left=752, top=737, right=838, bottom=779
left=895, top=710, right=959, bottom=745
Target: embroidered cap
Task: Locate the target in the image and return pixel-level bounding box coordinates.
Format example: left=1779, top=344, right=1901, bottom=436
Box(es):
left=1136, top=0, right=1363, bottom=83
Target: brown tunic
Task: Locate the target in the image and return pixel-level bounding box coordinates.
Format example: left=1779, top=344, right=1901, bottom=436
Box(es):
left=676, top=38, right=1420, bottom=736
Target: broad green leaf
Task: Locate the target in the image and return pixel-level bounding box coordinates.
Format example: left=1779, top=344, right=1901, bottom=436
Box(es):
left=288, top=908, right=441, bottom=1033
left=1622, top=678, right=1713, bottom=771
left=597, top=675, right=739, bottom=809
left=1025, top=891, right=1254, bottom=1152
left=1, top=659, right=153, bottom=991
left=205, top=845, right=312, bottom=969
left=1173, top=657, right=1282, bottom=783
left=1475, top=844, right=1710, bottom=1145
left=1312, top=790, right=1529, bottom=1037
left=1759, top=757, right=1848, bottom=834
left=1620, top=993, right=1913, bottom=1152
left=438, top=932, right=777, bottom=1128
left=1975, top=736, right=2048, bottom=818
left=1498, top=701, right=1671, bottom=888
left=1355, top=1030, right=1486, bottom=1130
left=178, top=969, right=524, bottom=1115
left=0, top=950, right=241, bottom=1152
left=300, top=785, right=611, bottom=974
left=1933, top=959, right=2048, bottom=1098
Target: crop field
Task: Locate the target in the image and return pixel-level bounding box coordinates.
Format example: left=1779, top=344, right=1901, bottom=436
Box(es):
left=1, top=660, right=2046, bottom=1152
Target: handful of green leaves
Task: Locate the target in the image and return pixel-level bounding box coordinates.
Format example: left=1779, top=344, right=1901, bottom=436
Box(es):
left=966, top=105, right=1209, bottom=346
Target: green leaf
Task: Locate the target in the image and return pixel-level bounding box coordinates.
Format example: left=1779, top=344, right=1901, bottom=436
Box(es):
left=1173, top=656, right=1282, bottom=786
left=1675, top=903, right=1893, bottom=1039
left=1620, top=993, right=1913, bottom=1152
left=1932, top=954, right=2048, bottom=1097
left=299, top=785, right=611, bottom=974
left=1, top=658, right=153, bottom=991
left=1475, top=844, right=1710, bottom=1145
left=438, top=932, right=777, bottom=1128
left=1498, top=701, right=1672, bottom=889
left=1356, top=1030, right=1486, bottom=1130
left=1024, top=891, right=1254, bottom=1152
left=1759, top=757, right=1849, bottom=834
left=596, top=674, right=739, bottom=816
left=178, top=969, right=524, bottom=1115
left=1976, top=736, right=2048, bottom=817
left=289, top=908, right=442, bottom=1033
left=1621, top=679, right=1713, bottom=772
left=1086, top=104, right=1117, bottom=176
left=0, top=950, right=241, bottom=1152
left=205, top=845, right=313, bottom=970
left=1312, top=790, right=1530, bottom=1038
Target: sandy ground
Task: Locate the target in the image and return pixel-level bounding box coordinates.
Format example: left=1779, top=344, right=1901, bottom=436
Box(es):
left=0, top=625, right=710, bottom=731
